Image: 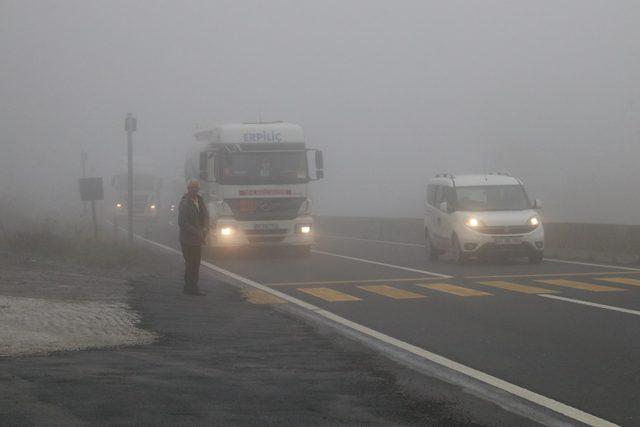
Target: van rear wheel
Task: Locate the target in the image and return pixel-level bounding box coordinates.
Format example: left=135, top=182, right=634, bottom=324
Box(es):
left=529, top=252, right=543, bottom=264
left=425, top=230, right=439, bottom=261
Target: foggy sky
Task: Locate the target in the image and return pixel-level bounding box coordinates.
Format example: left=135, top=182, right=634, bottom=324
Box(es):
left=2, top=1, right=639, bottom=223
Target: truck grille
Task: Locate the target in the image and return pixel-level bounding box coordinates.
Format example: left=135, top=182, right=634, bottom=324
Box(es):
left=226, top=198, right=305, bottom=221
left=244, top=229, right=288, bottom=235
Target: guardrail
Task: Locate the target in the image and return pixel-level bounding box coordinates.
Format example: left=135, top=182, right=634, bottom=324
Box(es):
left=315, top=216, right=640, bottom=264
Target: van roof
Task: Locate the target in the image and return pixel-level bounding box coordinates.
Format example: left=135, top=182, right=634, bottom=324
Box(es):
left=430, top=174, right=521, bottom=186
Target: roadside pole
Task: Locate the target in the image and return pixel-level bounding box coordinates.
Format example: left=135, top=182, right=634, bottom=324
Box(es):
left=125, top=113, right=137, bottom=244
left=81, top=151, right=88, bottom=215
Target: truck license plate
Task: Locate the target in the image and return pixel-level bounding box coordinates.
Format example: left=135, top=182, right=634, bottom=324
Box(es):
left=494, top=236, right=521, bottom=245
left=254, top=223, right=278, bottom=230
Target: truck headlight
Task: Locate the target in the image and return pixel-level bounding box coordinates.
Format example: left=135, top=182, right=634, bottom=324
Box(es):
left=464, top=217, right=481, bottom=228
left=220, top=226, right=234, bottom=237
left=296, top=224, right=312, bottom=234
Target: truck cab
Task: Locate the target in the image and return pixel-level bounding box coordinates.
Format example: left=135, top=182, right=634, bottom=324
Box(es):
left=186, top=122, right=323, bottom=254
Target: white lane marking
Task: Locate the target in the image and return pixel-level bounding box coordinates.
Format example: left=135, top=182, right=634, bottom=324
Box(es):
left=320, top=233, right=640, bottom=273
left=540, top=294, right=640, bottom=316
left=131, top=232, right=616, bottom=427
left=542, top=258, right=640, bottom=272
left=311, top=249, right=453, bottom=279
left=317, top=234, right=424, bottom=248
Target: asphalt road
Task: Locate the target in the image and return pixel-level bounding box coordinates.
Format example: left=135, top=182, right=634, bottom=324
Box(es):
left=144, top=221, right=640, bottom=426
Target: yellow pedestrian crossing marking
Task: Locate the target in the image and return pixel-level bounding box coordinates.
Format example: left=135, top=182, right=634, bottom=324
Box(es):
left=477, top=281, right=557, bottom=294
left=418, top=283, right=492, bottom=297
left=597, top=277, right=640, bottom=287
left=359, top=285, right=426, bottom=299
left=535, top=279, right=625, bottom=292
left=242, top=289, right=286, bottom=305
left=298, top=287, right=362, bottom=302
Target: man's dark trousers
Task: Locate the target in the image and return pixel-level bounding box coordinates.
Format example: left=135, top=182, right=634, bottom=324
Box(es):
left=181, top=243, right=202, bottom=293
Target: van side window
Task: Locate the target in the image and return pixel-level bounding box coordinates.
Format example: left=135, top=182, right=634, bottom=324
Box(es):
left=433, top=186, right=443, bottom=206
left=426, top=185, right=436, bottom=205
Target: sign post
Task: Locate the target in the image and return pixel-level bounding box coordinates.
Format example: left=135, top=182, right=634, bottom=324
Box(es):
left=125, top=113, right=137, bottom=244
left=78, top=177, right=104, bottom=239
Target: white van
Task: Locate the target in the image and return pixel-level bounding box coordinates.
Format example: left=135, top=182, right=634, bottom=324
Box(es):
left=424, top=174, right=544, bottom=264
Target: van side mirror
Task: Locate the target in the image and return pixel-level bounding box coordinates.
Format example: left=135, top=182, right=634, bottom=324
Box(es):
left=533, top=199, right=542, bottom=209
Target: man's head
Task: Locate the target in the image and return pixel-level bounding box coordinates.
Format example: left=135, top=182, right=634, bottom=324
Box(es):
left=187, top=179, right=200, bottom=198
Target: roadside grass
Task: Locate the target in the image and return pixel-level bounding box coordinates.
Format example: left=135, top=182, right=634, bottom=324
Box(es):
left=1, top=218, right=153, bottom=270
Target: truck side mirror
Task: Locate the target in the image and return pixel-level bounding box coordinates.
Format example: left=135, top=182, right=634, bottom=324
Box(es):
left=439, top=201, right=448, bottom=212
left=199, top=152, right=208, bottom=173
left=315, top=150, right=324, bottom=180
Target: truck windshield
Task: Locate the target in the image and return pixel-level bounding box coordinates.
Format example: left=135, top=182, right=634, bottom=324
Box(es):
left=218, top=151, right=309, bottom=184
left=455, top=185, right=531, bottom=211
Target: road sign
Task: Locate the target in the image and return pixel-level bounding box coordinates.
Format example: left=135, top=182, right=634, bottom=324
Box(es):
left=125, top=115, right=137, bottom=132
left=78, top=177, right=104, bottom=201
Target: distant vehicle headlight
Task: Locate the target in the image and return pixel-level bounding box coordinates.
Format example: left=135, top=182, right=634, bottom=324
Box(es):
left=464, top=217, right=481, bottom=228
left=116, top=202, right=123, bottom=208
left=149, top=204, right=157, bottom=210
left=220, top=226, right=234, bottom=236
left=169, top=204, right=175, bottom=212
left=528, top=216, right=540, bottom=227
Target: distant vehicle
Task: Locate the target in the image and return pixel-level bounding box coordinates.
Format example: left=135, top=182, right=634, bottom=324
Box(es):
left=111, top=159, right=162, bottom=222
left=424, top=173, right=544, bottom=264
left=186, top=121, right=323, bottom=254
left=162, top=176, right=185, bottom=225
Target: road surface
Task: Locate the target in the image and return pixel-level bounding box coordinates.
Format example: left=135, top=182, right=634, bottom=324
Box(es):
left=142, top=219, right=640, bottom=426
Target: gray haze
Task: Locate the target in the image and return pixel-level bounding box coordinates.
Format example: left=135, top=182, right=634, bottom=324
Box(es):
left=2, top=1, right=640, bottom=223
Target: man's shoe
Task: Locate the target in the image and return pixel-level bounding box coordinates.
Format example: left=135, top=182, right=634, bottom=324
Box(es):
left=184, top=289, right=207, bottom=296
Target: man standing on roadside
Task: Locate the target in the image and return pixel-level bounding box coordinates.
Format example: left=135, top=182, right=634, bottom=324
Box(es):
left=178, top=179, right=209, bottom=296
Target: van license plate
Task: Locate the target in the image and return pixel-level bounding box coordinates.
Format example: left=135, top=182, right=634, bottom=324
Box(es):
left=254, top=223, right=278, bottom=230
left=494, top=237, right=521, bottom=245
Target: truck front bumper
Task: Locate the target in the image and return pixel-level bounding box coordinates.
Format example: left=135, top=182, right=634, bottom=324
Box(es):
left=208, top=217, right=315, bottom=247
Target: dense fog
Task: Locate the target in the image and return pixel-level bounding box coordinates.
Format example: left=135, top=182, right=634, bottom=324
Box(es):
left=2, top=1, right=639, bottom=224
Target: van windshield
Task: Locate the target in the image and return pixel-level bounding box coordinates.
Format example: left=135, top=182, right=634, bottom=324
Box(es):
left=455, top=185, right=531, bottom=211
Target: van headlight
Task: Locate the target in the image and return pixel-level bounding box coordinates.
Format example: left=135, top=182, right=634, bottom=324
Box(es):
left=528, top=216, right=541, bottom=228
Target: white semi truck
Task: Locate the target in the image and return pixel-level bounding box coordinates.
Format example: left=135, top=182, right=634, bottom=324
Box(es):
left=186, top=121, right=323, bottom=254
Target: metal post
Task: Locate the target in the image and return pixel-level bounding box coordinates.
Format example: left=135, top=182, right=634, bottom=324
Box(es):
left=81, top=151, right=88, bottom=215
left=125, top=113, right=136, bottom=244
left=91, top=200, right=98, bottom=239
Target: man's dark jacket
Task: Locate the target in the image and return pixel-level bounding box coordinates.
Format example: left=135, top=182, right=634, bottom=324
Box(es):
left=178, top=194, right=210, bottom=246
